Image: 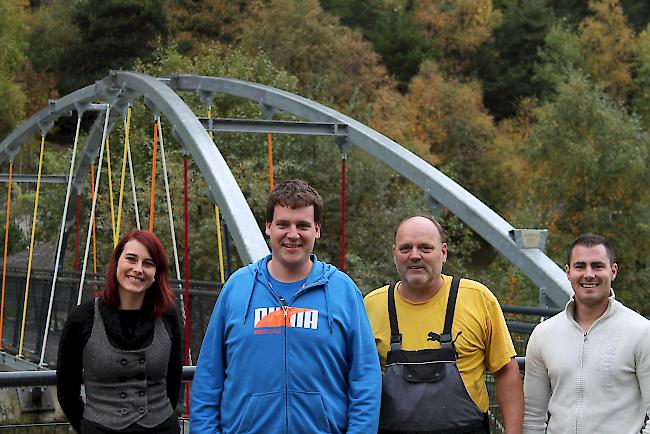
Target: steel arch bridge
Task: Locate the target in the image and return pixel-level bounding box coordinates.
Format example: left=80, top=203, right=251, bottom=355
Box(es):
left=0, top=71, right=571, bottom=367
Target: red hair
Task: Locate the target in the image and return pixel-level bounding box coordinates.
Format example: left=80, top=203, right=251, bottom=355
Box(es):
left=100, top=230, right=175, bottom=319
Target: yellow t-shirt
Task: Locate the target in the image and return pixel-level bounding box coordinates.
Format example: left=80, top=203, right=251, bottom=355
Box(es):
left=364, top=274, right=516, bottom=412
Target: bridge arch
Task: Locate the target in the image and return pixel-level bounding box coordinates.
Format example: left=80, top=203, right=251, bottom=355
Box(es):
left=0, top=71, right=571, bottom=307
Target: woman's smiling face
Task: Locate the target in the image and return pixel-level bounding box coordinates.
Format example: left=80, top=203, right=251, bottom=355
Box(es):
left=116, top=239, right=157, bottom=299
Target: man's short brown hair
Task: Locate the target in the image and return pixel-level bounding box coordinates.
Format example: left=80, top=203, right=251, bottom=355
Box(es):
left=266, top=179, right=323, bottom=224
left=566, top=233, right=616, bottom=265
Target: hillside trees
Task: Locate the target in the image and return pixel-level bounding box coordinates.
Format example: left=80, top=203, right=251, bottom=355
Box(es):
left=0, top=0, right=29, bottom=138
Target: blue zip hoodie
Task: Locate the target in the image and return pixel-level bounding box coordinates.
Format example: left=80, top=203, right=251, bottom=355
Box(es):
left=190, top=254, right=381, bottom=434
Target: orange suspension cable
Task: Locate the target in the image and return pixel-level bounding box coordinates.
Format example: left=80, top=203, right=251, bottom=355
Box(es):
left=149, top=118, right=159, bottom=232
left=267, top=132, right=274, bottom=192
left=19, top=135, right=46, bottom=357
left=0, top=161, right=13, bottom=348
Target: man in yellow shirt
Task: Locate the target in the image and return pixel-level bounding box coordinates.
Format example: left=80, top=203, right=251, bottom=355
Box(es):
left=364, top=215, right=523, bottom=433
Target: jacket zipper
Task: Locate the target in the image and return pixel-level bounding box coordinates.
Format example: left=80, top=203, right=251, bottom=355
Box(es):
left=575, top=331, right=588, bottom=433
left=271, top=281, right=322, bottom=434
left=279, top=295, right=289, bottom=434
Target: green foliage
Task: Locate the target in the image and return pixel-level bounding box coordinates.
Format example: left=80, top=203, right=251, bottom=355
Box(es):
left=475, top=0, right=556, bottom=119
left=619, top=0, right=650, bottom=32
left=0, top=212, right=28, bottom=255
left=365, top=8, right=431, bottom=92
left=28, top=0, right=78, bottom=76
left=166, top=0, right=249, bottom=49
left=0, top=0, right=29, bottom=138
left=632, top=25, right=650, bottom=125
left=545, top=0, right=589, bottom=24
left=534, top=23, right=584, bottom=91
left=240, top=0, right=396, bottom=117
left=322, top=0, right=430, bottom=92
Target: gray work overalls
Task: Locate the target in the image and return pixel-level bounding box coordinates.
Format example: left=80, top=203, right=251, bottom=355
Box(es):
left=378, top=277, right=489, bottom=434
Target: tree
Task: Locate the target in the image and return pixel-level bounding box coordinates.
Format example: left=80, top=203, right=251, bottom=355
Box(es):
left=366, top=7, right=430, bottom=92
left=0, top=0, right=29, bottom=138
left=374, top=60, right=504, bottom=207
left=619, top=0, right=650, bottom=33
left=239, top=0, right=397, bottom=116
left=534, top=22, right=584, bottom=91
left=414, top=0, right=499, bottom=73
left=321, top=0, right=430, bottom=92
left=28, top=0, right=78, bottom=77
left=522, top=72, right=650, bottom=313
left=577, top=0, right=636, bottom=101
left=632, top=24, right=650, bottom=125
left=474, top=0, right=556, bottom=119
left=166, top=0, right=249, bottom=50
left=57, top=0, right=168, bottom=94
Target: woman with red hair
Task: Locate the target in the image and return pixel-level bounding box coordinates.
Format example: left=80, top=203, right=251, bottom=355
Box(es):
left=57, top=230, right=183, bottom=434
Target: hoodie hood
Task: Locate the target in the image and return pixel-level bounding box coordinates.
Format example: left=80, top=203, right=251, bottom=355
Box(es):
left=242, top=254, right=337, bottom=330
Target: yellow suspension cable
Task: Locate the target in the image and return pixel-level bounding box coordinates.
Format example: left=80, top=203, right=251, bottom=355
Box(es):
left=19, top=136, right=46, bottom=357
left=116, top=106, right=132, bottom=246
left=208, top=107, right=225, bottom=284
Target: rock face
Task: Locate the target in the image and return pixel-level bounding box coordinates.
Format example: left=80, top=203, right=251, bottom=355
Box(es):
left=1, top=240, right=57, bottom=270
left=0, top=383, right=67, bottom=426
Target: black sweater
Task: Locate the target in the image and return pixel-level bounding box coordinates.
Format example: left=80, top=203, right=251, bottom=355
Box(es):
left=56, top=298, right=183, bottom=433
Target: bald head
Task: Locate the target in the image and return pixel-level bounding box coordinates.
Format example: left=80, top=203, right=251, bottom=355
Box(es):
left=394, top=215, right=445, bottom=244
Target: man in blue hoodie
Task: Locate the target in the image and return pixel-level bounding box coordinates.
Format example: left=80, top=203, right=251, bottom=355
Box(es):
left=191, top=179, right=381, bottom=434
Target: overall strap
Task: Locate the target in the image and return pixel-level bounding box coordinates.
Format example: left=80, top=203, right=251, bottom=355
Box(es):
left=440, top=276, right=461, bottom=348
left=387, top=282, right=402, bottom=351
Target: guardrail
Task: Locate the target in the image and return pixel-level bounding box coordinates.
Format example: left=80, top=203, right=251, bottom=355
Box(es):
left=0, top=366, right=196, bottom=387
left=0, top=359, right=527, bottom=388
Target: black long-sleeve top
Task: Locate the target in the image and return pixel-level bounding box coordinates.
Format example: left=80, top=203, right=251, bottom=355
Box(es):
left=56, top=297, right=183, bottom=433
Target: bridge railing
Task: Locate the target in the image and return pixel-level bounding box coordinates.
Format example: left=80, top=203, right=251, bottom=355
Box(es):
left=0, top=266, right=223, bottom=367
left=2, top=264, right=558, bottom=369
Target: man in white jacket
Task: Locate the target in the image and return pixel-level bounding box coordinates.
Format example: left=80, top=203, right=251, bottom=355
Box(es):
left=523, top=233, right=650, bottom=434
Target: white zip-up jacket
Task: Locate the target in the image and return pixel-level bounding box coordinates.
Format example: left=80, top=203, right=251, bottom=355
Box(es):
left=523, top=295, right=650, bottom=434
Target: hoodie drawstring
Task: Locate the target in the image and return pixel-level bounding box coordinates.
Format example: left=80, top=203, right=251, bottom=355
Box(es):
left=324, top=284, right=333, bottom=333
left=243, top=267, right=258, bottom=323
